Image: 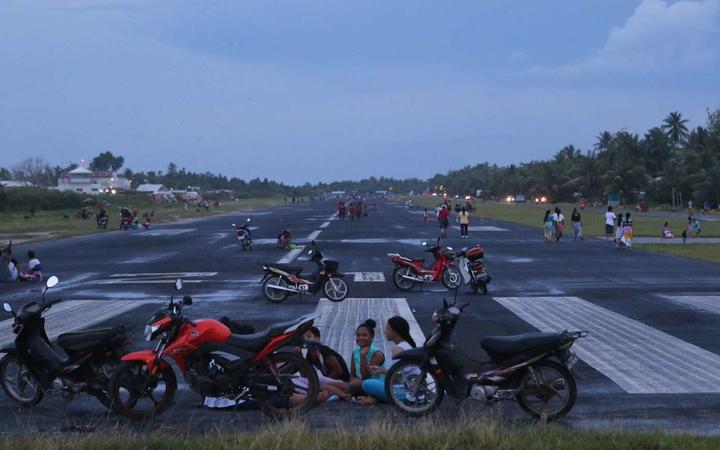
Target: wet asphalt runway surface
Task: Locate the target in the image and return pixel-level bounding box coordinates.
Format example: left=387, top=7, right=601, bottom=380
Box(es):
left=1, top=200, right=720, bottom=435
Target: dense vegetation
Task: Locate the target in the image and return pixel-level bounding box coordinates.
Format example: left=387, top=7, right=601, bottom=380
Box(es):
left=3, top=108, right=719, bottom=205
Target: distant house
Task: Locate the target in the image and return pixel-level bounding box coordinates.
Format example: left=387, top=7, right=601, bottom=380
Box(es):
left=170, top=189, right=201, bottom=202
left=57, top=167, right=131, bottom=194
left=136, top=184, right=175, bottom=202
left=0, top=180, right=33, bottom=189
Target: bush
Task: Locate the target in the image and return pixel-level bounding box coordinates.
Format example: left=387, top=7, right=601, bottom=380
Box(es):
left=2, top=188, right=84, bottom=212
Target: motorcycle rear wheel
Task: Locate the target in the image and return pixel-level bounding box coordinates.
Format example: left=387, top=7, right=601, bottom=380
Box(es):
left=392, top=267, right=415, bottom=291
left=323, top=278, right=348, bottom=302
left=263, top=277, right=290, bottom=303
left=517, top=359, right=576, bottom=421
left=258, top=352, right=319, bottom=420
left=0, top=354, right=43, bottom=406
left=109, top=360, right=177, bottom=421
left=385, top=360, right=444, bottom=417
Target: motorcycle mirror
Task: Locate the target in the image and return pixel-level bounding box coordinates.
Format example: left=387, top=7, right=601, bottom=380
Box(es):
left=2, top=303, right=12, bottom=314
left=46, top=276, right=59, bottom=289
left=182, top=295, right=193, bottom=305
left=175, top=279, right=183, bottom=291
left=232, top=223, right=236, bottom=227
left=246, top=218, right=251, bottom=223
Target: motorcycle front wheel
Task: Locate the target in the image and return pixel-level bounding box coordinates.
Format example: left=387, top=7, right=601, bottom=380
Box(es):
left=263, top=276, right=290, bottom=303
left=385, top=360, right=444, bottom=417
left=109, top=360, right=177, bottom=421
left=0, top=354, right=43, bottom=406
left=257, top=352, right=319, bottom=420
left=323, top=277, right=348, bottom=302
left=441, top=267, right=462, bottom=290
left=517, top=359, right=577, bottom=421
left=392, top=267, right=415, bottom=291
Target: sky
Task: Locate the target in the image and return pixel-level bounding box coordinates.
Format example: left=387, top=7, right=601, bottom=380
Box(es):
left=0, top=0, right=718, bottom=184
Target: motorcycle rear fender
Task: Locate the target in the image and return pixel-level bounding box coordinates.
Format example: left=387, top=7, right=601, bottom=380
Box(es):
left=392, top=347, right=427, bottom=361
left=121, top=350, right=171, bottom=372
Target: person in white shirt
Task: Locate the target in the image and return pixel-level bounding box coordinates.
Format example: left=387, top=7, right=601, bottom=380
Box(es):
left=552, top=207, right=565, bottom=243
left=604, top=206, right=616, bottom=240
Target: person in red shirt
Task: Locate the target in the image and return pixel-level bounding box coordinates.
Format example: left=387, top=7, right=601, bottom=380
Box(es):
left=437, top=205, right=450, bottom=238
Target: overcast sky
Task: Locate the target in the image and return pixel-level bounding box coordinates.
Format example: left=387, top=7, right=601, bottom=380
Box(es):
left=1, top=0, right=718, bottom=184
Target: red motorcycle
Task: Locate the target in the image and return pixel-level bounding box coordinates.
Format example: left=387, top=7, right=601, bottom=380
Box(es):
left=388, top=238, right=462, bottom=291
left=109, top=279, right=320, bottom=420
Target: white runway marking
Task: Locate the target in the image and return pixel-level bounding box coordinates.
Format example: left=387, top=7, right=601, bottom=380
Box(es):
left=319, top=221, right=330, bottom=228
left=92, top=272, right=217, bottom=285
left=138, top=228, right=195, bottom=236
left=349, top=272, right=386, bottom=282
left=0, top=300, right=152, bottom=349
left=277, top=246, right=306, bottom=264
left=451, top=225, right=508, bottom=232
left=494, top=296, right=720, bottom=394
left=121, top=252, right=177, bottom=264
left=314, top=298, right=425, bottom=366
left=306, top=230, right=322, bottom=241
left=659, top=295, right=720, bottom=315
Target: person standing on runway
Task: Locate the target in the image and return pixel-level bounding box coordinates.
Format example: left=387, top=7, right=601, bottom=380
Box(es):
left=458, top=207, right=470, bottom=239
left=437, top=205, right=450, bottom=238
left=571, top=208, right=583, bottom=241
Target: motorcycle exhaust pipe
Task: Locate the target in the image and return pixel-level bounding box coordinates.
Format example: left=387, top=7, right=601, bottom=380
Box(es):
left=265, top=284, right=300, bottom=293
left=401, top=274, right=427, bottom=282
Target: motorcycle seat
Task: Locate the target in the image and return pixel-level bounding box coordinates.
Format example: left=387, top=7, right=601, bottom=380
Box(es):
left=481, top=332, right=565, bottom=356
left=266, top=263, right=303, bottom=274
left=226, top=318, right=304, bottom=352
left=57, top=327, right=123, bottom=353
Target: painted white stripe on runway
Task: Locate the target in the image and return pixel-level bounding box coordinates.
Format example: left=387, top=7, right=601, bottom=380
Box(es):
left=0, top=300, right=152, bottom=348
left=494, top=296, right=720, bottom=394
left=327, top=214, right=338, bottom=221
left=138, top=228, right=195, bottom=236
left=314, top=298, right=424, bottom=367
left=276, top=246, right=306, bottom=264
left=659, top=295, right=720, bottom=315
left=349, top=272, right=386, bottom=282
left=451, top=225, right=508, bottom=232
left=319, top=221, right=330, bottom=228
left=92, top=272, right=218, bottom=285
left=306, top=230, right=322, bottom=241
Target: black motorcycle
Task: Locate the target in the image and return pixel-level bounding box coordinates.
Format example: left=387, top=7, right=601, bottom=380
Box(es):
left=384, top=298, right=587, bottom=421
left=0, top=276, right=129, bottom=408
left=260, top=241, right=349, bottom=303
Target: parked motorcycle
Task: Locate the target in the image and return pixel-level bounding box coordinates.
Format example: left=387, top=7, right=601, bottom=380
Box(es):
left=384, top=298, right=587, bottom=421
left=457, top=245, right=492, bottom=294
left=109, top=279, right=320, bottom=420
left=260, top=241, right=349, bottom=303
left=0, top=276, right=129, bottom=408
left=389, top=237, right=461, bottom=291
left=233, top=218, right=253, bottom=251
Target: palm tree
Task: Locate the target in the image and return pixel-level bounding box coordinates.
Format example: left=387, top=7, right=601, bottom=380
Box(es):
left=662, top=111, right=689, bottom=146
left=594, top=131, right=613, bottom=152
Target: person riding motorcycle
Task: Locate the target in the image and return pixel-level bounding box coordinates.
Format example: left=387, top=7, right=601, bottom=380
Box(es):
left=277, top=229, right=292, bottom=249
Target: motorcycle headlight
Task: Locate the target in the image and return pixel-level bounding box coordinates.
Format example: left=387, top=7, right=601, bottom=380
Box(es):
left=144, top=324, right=160, bottom=341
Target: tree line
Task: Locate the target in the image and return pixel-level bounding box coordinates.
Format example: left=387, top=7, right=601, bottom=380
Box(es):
left=3, top=108, right=719, bottom=206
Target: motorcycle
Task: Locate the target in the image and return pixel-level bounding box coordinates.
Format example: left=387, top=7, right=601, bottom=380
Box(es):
left=384, top=298, right=587, bottom=421
left=109, top=279, right=320, bottom=420
left=388, top=237, right=462, bottom=291
left=96, top=214, right=108, bottom=229
left=232, top=218, right=253, bottom=251
left=0, top=276, right=129, bottom=408
left=260, top=241, right=349, bottom=303
left=456, top=245, right=492, bottom=295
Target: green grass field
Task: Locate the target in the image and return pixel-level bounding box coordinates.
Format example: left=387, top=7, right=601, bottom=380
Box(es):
left=2, top=419, right=718, bottom=450
left=0, top=196, right=285, bottom=244
left=636, top=243, right=720, bottom=265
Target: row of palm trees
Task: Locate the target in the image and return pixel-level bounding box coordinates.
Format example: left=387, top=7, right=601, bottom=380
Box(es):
left=430, top=109, right=720, bottom=206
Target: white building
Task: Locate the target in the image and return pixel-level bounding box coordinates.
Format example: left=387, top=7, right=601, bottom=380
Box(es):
left=136, top=184, right=168, bottom=195
left=57, top=167, right=131, bottom=194
left=0, top=180, right=33, bottom=188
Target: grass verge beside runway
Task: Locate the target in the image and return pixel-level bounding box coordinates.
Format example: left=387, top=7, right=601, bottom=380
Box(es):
left=636, top=243, right=720, bottom=265
left=0, top=197, right=284, bottom=244
left=3, top=419, right=720, bottom=450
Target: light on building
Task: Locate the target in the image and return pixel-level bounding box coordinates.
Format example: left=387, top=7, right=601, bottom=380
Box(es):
left=111, top=189, right=117, bottom=195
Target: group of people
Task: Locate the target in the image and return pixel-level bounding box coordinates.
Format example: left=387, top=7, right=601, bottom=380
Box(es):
left=300, top=316, right=416, bottom=406
left=337, top=200, right=369, bottom=220
left=543, top=207, right=583, bottom=243
left=604, top=206, right=634, bottom=249
left=0, top=242, right=43, bottom=283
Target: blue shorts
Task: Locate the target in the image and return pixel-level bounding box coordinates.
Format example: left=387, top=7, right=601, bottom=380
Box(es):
left=361, top=379, right=387, bottom=402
